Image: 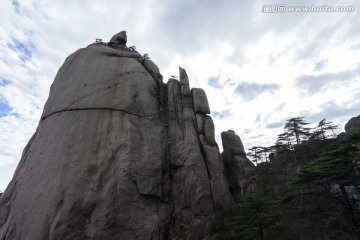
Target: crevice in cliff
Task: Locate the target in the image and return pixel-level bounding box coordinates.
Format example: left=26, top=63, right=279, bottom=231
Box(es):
left=197, top=133, right=217, bottom=213
left=161, top=81, right=178, bottom=238
left=159, top=82, right=172, bottom=200
left=131, top=85, right=144, bottom=116
left=41, top=108, right=159, bottom=121
left=105, top=52, right=143, bottom=60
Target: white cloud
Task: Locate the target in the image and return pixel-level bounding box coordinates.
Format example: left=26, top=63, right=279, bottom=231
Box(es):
left=0, top=0, right=360, bottom=190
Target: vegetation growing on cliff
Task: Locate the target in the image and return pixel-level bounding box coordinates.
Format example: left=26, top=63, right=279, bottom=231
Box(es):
left=212, top=117, right=360, bottom=239
left=212, top=195, right=285, bottom=240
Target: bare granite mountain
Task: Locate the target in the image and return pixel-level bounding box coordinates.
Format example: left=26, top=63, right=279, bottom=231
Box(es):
left=0, top=31, right=234, bottom=240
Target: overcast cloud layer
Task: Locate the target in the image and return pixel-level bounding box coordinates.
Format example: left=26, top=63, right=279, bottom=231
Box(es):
left=1, top=0, right=360, bottom=190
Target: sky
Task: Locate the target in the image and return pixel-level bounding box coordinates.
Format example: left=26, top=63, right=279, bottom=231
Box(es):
left=0, top=0, right=360, bottom=191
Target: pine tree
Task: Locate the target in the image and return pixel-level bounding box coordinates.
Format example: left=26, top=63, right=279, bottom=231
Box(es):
left=291, top=131, right=360, bottom=186
left=259, top=146, right=270, bottom=162
left=227, top=195, right=282, bottom=240
left=284, top=117, right=311, bottom=145
left=248, top=146, right=263, bottom=164
left=276, top=132, right=294, bottom=150
left=315, top=118, right=338, bottom=140
left=291, top=131, right=360, bottom=231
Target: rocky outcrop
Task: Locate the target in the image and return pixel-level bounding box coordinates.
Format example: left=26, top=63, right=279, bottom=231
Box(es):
left=167, top=68, right=233, bottom=239
left=192, top=88, right=210, bottom=114
left=0, top=32, right=233, bottom=240
left=109, top=30, right=127, bottom=45
left=221, top=130, right=255, bottom=202
left=345, top=115, right=360, bottom=134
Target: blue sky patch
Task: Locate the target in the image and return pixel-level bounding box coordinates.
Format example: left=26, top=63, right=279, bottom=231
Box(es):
left=207, top=75, right=222, bottom=89
left=212, top=110, right=231, bottom=119
left=235, top=82, right=280, bottom=101
left=8, top=39, right=35, bottom=61
left=12, top=0, right=21, bottom=14
left=314, top=59, right=328, bottom=71
left=296, top=67, right=358, bottom=94
left=0, top=79, right=11, bottom=86
left=0, top=99, right=12, bottom=117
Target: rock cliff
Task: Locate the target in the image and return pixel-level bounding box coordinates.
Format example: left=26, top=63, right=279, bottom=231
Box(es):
left=0, top=32, right=233, bottom=240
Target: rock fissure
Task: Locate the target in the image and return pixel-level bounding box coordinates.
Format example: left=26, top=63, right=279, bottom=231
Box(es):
left=131, top=85, right=143, bottom=116
left=41, top=107, right=159, bottom=121
left=106, top=52, right=142, bottom=60
left=199, top=139, right=217, bottom=213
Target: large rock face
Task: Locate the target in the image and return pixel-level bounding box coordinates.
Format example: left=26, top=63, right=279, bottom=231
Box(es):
left=0, top=33, right=233, bottom=240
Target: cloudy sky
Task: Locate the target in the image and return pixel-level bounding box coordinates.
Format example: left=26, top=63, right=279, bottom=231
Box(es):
left=1, top=0, right=359, bottom=191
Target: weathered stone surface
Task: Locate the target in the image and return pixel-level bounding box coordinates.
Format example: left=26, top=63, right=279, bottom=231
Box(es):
left=179, top=67, right=191, bottom=96
left=1, top=42, right=168, bottom=240
left=221, top=130, right=255, bottom=202
left=345, top=115, right=360, bottom=134
left=192, top=88, right=210, bottom=114
left=196, top=113, right=204, bottom=133
left=199, top=135, right=233, bottom=207
left=229, top=147, right=246, bottom=156
left=167, top=77, right=233, bottom=237
left=203, top=115, right=216, bottom=146
left=221, top=129, right=244, bottom=149
left=142, top=58, right=163, bottom=86
left=109, top=30, right=127, bottom=45
left=0, top=35, right=233, bottom=240
left=1, top=111, right=169, bottom=240
left=43, top=45, right=149, bottom=119
left=196, top=114, right=217, bottom=145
